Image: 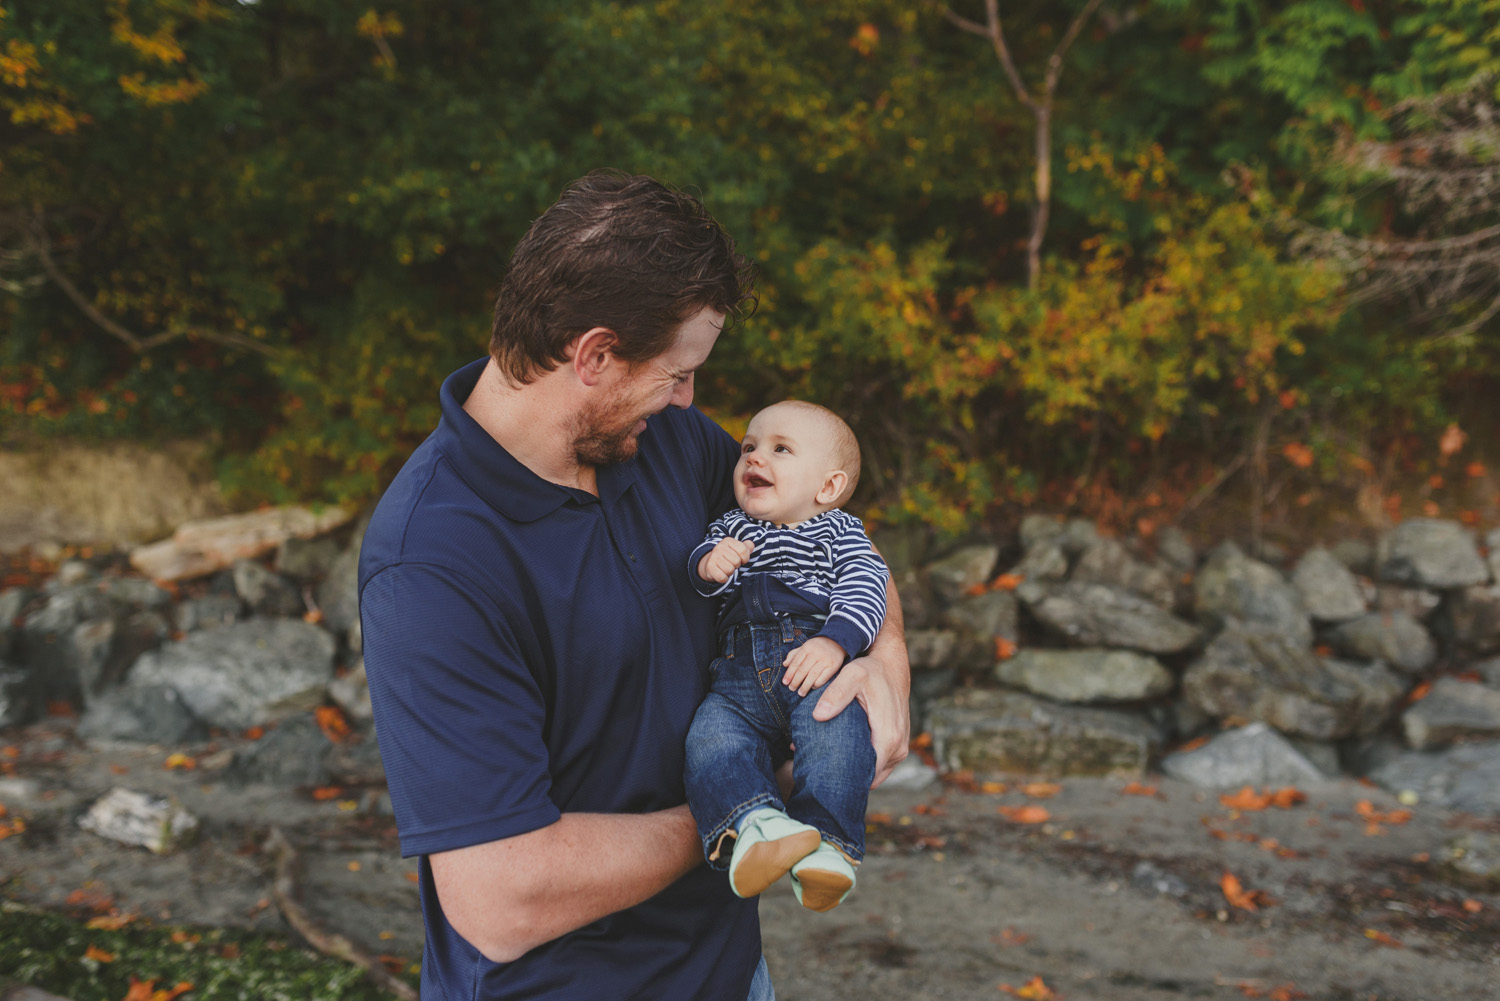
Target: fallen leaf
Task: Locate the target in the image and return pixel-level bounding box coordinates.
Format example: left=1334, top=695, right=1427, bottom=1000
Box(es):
left=1269, top=787, right=1307, bottom=809
left=1221, top=872, right=1270, bottom=912
left=980, top=781, right=1008, bottom=794
left=913, top=803, right=946, bottom=816
left=163, top=753, right=196, bottom=771
left=1463, top=898, right=1482, bottom=914
left=379, top=954, right=407, bottom=975
left=991, top=573, right=1024, bottom=591
left=1364, top=928, right=1402, bottom=948
left=909, top=733, right=933, bottom=750
left=1175, top=736, right=1209, bottom=753
left=992, top=926, right=1031, bottom=946
left=998, top=805, right=1050, bottom=824
left=1401, top=680, right=1432, bottom=708
left=1121, top=781, right=1161, bottom=798
left=1220, top=786, right=1272, bottom=811
left=311, top=786, right=344, bottom=801
left=915, top=834, right=947, bottom=850
left=87, top=913, right=138, bottom=930
left=244, top=726, right=266, bottom=740
left=999, top=975, right=1057, bottom=999
left=866, top=811, right=892, bottom=825
left=404, top=872, right=420, bottom=884
left=302, top=608, right=325, bottom=624
left=1021, top=782, right=1061, bottom=799
left=315, top=705, right=352, bottom=743
left=994, top=637, right=1018, bottom=661
left=964, top=582, right=989, bottom=597
left=83, top=944, right=116, bottom=962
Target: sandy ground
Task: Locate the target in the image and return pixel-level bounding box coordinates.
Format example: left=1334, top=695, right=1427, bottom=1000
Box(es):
left=2, top=720, right=1497, bottom=1001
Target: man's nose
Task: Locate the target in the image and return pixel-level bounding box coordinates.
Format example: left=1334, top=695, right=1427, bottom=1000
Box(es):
left=670, top=374, right=695, bottom=408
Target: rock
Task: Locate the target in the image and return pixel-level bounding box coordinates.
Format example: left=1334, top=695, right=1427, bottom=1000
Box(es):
left=942, top=589, right=1019, bottom=644
left=1439, top=831, right=1500, bottom=889
left=1487, top=527, right=1500, bottom=584
left=890, top=569, right=936, bottom=629
left=1401, top=677, right=1500, bottom=750
left=325, top=734, right=386, bottom=786
left=1444, top=584, right=1500, bottom=653
left=1160, top=722, right=1328, bottom=788
left=0, top=587, right=30, bottom=658
left=1286, top=737, right=1342, bottom=778
left=1327, top=611, right=1437, bottom=675
left=51, top=559, right=95, bottom=588
left=1368, top=741, right=1500, bottom=813
left=1375, top=518, right=1488, bottom=589
left=129, top=503, right=357, bottom=582
left=906, top=629, right=960, bottom=671
left=98, top=577, right=175, bottom=610
left=1290, top=546, right=1367, bottom=622
left=927, top=545, right=1001, bottom=603
left=1007, top=543, right=1069, bottom=585
left=126, top=619, right=337, bottom=729
left=1154, top=526, right=1196, bottom=572
left=78, top=787, right=199, bottom=853
left=1017, top=514, right=1064, bottom=552
left=1181, top=626, right=1405, bottom=740
left=0, top=664, right=33, bottom=728
left=231, top=559, right=305, bottom=618
left=225, top=713, right=332, bottom=787
left=14, top=591, right=165, bottom=708
left=1131, top=861, right=1190, bottom=898
left=1071, top=537, right=1176, bottom=608
left=1022, top=581, right=1201, bottom=654
left=1056, top=519, right=1101, bottom=557
left=174, top=594, right=243, bottom=633
left=316, top=541, right=364, bottom=644
left=1373, top=585, right=1442, bottom=621
left=1329, top=538, right=1375, bottom=576
left=878, top=755, right=940, bottom=791
left=1193, top=542, right=1313, bottom=647
left=927, top=688, right=1157, bottom=778
left=328, top=658, right=372, bottom=724
left=275, top=535, right=342, bottom=580
left=0, top=776, right=44, bottom=809
left=76, top=684, right=209, bottom=745
left=995, top=648, right=1174, bottom=705
left=1475, top=655, right=1500, bottom=687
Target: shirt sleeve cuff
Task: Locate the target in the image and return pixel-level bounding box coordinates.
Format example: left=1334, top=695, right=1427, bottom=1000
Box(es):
left=817, top=618, right=871, bottom=660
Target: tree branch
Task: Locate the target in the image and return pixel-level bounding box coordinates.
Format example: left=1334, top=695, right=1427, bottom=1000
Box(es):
left=982, top=0, right=1038, bottom=112
left=1043, top=0, right=1105, bottom=98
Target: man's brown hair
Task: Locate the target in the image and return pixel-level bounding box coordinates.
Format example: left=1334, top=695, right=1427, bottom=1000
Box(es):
left=489, top=171, right=757, bottom=383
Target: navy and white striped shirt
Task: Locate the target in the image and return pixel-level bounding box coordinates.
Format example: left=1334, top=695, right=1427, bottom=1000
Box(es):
left=689, top=508, right=889, bottom=658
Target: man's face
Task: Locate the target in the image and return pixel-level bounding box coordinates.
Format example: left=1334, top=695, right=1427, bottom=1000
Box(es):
left=733, top=403, right=841, bottom=526
left=570, top=307, right=723, bottom=467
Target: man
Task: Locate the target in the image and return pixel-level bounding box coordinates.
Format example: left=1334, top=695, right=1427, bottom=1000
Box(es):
left=359, top=171, right=909, bottom=1001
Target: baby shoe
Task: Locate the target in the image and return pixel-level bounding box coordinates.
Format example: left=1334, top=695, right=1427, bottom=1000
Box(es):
left=728, top=808, right=822, bottom=899
left=789, top=842, right=856, bottom=912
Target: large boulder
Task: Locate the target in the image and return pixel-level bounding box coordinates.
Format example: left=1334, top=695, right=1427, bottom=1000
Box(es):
left=1368, top=740, right=1500, bottom=814
left=1327, top=611, right=1437, bottom=675
left=1290, top=546, right=1367, bottom=623
left=1401, top=677, right=1500, bottom=750
left=77, top=684, right=209, bottom=745
left=231, top=559, right=305, bottom=618
left=1181, top=625, right=1405, bottom=740
left=126, top=619, right=336, bottom=729
left=1444, top=584, right=1500, bottom=653
left=1375, top=518, right=1488, bottom=589
left=1019, top=581, right=1201, bottom=654
left=995, top=648, right=1174, bottom=705
left=1193, top=542, right=1313, bottom=647
left=927, top=688, right=1157, bottom=778
left=1070, top=537, right=1176, bottom=608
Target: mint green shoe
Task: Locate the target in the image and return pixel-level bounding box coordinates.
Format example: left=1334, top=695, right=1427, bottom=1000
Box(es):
left=790, top=842, right=856, bottom=912
left=727, top=808, right=821, bottom=899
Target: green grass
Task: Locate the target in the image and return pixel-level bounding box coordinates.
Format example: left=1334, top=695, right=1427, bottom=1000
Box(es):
left=0, top=904, right=413, bottom=1001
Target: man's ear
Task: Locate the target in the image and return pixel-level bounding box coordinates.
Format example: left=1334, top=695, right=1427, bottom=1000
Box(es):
left=816, top=470, right=849, bottom=506
left=571, top=327, right=620, bottom=387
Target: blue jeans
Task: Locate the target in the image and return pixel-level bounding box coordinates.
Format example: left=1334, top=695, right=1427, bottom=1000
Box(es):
left=684, top=617, right=876, bottom=867
left=747, top=955, right=774, bottom=1001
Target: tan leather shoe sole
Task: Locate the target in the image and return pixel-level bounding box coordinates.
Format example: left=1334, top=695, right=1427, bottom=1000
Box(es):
left=792, top=867, right=854, bottom=912
left=729, top=829, right=821, bottom=898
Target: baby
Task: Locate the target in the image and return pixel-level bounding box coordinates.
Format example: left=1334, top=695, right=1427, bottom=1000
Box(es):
left=683, top=400, right=889, bottom=911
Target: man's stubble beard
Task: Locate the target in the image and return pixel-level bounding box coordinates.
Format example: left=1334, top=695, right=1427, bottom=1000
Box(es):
left=569, top=390, right=647, bottom=467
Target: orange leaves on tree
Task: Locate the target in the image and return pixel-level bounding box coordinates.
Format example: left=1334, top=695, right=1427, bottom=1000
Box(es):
left=1281, top=443, right=1314, bottom=469
left=998, top=805, right=1051, bottom=824
left=999, top=975, right=1058, bottom=999
left=1220, top=872, right=1272, bottom=912
left=83, top=944, right=116, bottom=963
left=1218, top=786, right=1305, bottom=812
left=1466, top=461, right=1487, bottom=479
left=315, top=705, right=352, bottom=743
left=1364, top=928, right=1403, bottom=948
left=121, top=978, right=195, bottom=1001
left=848, top=23, right=880, bottom=56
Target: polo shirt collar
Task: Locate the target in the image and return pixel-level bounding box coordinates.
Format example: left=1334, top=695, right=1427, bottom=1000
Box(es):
left=436, top=358, right=639, bottom=523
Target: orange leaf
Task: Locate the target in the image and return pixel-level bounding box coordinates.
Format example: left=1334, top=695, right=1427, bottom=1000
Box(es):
left=311, top=786, right=344, bottom=801
left=1021, top=782, right=1061, bottom=799
left=1175, top=736, right=1209, bottom=753
left=163, top=753, right=196, bottom=771
left=1401, top=680, right=1433, bottom=708
left=83, top=944, right=116, bottom=962
left=1220, top=786, right=1272, bottom=811
left=1121, top=781, right=1160, bottom=798
left=994, top=637, right=1017, bottom=661
left=1282, top=443, right=1314, bottom=468
left=87, top=913, right=138, bottom=930
left=909, top=732, right=933, bottom=750
left=155, top=983, right=195, bottom=1001
left=244, top=725, right=266, bottom=740
left=315, top=705, right=352, bottom=743
left=1364, top=928, right=1402, bottom=948
left=979, top=781, right=1008, bottom=794
left=1221, top=872, right=1266, bottom=912
left=122, top=979, right=157, bottom=1001
left=1439, top=423, right=1468, bottom=458
left=1466, top=461, right=1486, bottom=478
left=998, top=805, right=1050, bottom=824
left=1269, top=787, right=1306, bottom=809
left=1463, top=898, right=1483, bottom=914
left=991, top=573, right=1023, bottom=591
left=302, top=608, right=325, bottom=624
left=999, top=975, right=1057, bottom=999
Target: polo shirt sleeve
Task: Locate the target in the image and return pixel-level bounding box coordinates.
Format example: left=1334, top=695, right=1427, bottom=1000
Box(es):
left=683, top=406, right=740, bottom=517
left=361, top=561, right=560, bottom=858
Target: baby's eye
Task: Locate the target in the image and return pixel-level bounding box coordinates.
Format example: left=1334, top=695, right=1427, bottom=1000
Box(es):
left=741, top=443, right=755, bottom=453
left=774, top=444, right=791, bottom=453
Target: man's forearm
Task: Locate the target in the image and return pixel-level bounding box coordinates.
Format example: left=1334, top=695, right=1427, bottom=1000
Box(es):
left=431, top=805, right=701, bottom=963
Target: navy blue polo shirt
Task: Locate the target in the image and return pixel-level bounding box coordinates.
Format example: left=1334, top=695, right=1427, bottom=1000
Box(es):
left=358, top=358, right=758, bottom=1001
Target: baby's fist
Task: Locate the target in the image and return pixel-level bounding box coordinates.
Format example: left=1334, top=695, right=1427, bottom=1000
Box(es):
left=699, top=537, right=754, bottom=583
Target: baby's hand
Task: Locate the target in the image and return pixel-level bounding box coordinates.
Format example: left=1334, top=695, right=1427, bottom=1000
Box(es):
left=698, top=537, right=754, bottom=584
left=782, top=636, right=845, bottom=696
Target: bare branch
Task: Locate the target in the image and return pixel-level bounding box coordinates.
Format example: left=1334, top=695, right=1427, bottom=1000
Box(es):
left=982, top=0, right=1038, bottom=112
left=1043, top=0, right=1105, bottom=98
left=938, top=5, right=990, bottom=38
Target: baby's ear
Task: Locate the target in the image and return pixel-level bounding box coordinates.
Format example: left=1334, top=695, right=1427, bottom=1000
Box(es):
left=816, top=470, right=849, bottom=506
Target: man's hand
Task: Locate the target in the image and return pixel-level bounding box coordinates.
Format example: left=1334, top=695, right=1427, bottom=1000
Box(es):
left=810, top=574, right=909, bottom=788
left=697, top=537, right=753, bottom=584
left=782, top=635, right=845, bottom=696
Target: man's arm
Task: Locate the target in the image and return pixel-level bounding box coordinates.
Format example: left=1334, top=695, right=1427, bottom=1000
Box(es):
left=811, top=571, right=909, bottom=787
left=430, top=807, right=700, bottom=963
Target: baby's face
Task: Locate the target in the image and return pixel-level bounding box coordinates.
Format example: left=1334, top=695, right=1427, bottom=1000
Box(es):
left=733, top=404, right=842, bottom=526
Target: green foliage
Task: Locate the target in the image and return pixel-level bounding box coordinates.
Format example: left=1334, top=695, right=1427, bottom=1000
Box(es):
left=0, top=904, right=408, bottom=1001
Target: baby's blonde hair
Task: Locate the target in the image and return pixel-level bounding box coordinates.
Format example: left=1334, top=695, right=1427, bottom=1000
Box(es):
left=763, top=400, right=861, bottom=503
